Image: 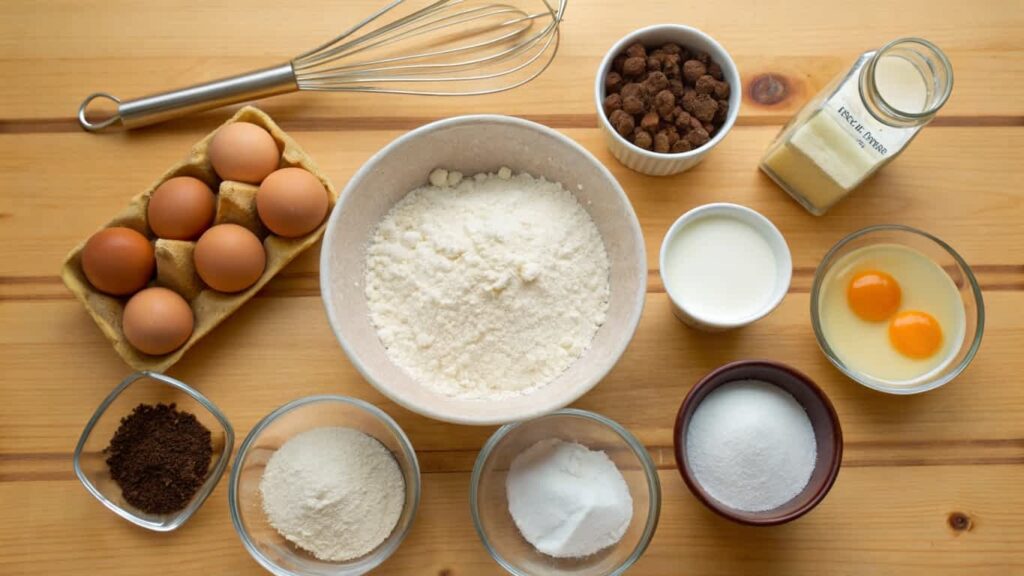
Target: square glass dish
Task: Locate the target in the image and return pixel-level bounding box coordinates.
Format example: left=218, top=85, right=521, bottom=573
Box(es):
left=73, top=371, right=234, bottom=531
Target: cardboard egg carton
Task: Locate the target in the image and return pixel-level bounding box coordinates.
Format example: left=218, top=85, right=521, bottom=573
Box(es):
left=60, top=106, right=337, bottom=372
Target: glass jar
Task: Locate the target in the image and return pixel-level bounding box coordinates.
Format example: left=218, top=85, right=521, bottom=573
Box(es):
left=760, top=37, right=953, bottom=215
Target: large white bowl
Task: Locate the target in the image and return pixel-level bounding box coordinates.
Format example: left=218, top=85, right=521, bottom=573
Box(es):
left=320, top=115, right=646, bottom=425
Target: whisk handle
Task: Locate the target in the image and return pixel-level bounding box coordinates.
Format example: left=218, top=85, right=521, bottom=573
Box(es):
left=78, top=63, right=298, bottom=131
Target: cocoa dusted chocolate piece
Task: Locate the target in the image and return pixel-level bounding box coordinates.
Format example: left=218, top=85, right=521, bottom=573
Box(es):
left=603, top=41, right=731, bottom=154
left=603, top=92, right=622, bottom=115
left=609, top=109, right=635, bottom=136
left=634, top=128, right=654, bottom=150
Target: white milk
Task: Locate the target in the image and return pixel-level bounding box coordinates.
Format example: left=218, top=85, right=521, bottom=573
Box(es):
left=663, top=216, right=778, bottom=323
left=875, top=55, right=928, bottom=113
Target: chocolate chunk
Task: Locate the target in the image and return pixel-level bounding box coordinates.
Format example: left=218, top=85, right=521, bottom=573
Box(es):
left=654, top=131, right=671, bottom=153
left=603, top=93, right=623, bottom=114
left=623, top=56, right=647, bottom=76
left=686, top=127, right=710, bottom=147
left=645, top=71, right=669, bottom=93
left=696, top=74, right=718, bottom=95
left=683, top=60, right=706, bottom=84
left=671, top=139, right=694, bottom=153
left=691, top=93, right=719, bottom=123
left=623, top=95, right=645, bottom=115
left=626, top=42, right=647, bottom=58
left=612, top=54, right=627, bottom=73
left=610, top=109, right=635, bottom=136
left=634, top=129, right=653, bottom=149
left=605, top=71, right=623, bottom=93
left=655, top=90, right=676, bottom=117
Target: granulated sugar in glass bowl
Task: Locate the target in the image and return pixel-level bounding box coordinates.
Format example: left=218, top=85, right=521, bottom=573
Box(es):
left=505, top=438, right=634, bottom=558
left=471, top=409, right=660, bottom=575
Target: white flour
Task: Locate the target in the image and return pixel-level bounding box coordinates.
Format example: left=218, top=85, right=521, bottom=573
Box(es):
left=506, top=439, right=633, bottom=558
left=259, top=427, right=405, bottom=561
left=364, top=168, right=610, bottom=399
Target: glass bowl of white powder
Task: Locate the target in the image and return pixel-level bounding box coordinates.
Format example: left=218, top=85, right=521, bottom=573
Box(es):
left=471, top=409, right=660, bottom=575
left=229, top=395, right=420, bottom=576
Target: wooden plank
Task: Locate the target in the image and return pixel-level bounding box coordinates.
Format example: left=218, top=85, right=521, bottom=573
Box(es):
left=0, top=465, right=1022, bottom=576
left=1, top=0, right=1023, bottom=574
left=0, top=1, right=1022, bottom=121
left=1, top=290, right=1022, bottom=454
left=1, top=127, right=1023, bottom=281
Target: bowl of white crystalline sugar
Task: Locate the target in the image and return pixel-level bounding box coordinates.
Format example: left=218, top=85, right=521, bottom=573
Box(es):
left=320, top=115, right=647, bottom=425
left=506, top=439, right=633, bottom=559
left=674, top=360, right=843, bottom=526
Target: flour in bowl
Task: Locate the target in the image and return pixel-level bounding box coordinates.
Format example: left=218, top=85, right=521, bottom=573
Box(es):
left=364, top=168, right=610, bottom=399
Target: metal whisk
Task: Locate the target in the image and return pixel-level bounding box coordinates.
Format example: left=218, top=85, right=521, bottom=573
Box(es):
left=78, top=0, right=566, bottom=131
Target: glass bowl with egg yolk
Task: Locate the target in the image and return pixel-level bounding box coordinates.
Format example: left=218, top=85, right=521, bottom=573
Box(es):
left=811, top=225, right=984, bottom=394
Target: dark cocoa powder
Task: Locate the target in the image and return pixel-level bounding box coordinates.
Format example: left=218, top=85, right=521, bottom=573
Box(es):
left=105, top=403, right=213, bottom=515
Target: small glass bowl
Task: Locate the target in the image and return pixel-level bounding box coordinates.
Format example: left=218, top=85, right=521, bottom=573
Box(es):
left=73, top=371, right=234, bottom=532
left=229, top=395, right=420, bottom=576
left=811, top=225, right=985, bottom=394
left=471, top=409, right=660, bottom=576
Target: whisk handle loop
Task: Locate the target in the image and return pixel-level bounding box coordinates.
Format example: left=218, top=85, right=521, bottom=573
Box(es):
left=78, top=63, right=298, bottom=131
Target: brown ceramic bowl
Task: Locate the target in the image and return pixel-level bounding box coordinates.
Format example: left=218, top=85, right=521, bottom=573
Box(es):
left=673, top=360, right=843, bottom=526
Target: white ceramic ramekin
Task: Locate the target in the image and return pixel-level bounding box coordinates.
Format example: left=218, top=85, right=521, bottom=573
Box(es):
left=595, top=24, right=742, bottom=176
left=659, top=203, right=791, bottom=331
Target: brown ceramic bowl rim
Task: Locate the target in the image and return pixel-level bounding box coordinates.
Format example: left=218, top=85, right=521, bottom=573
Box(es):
left=673, top=360, right=843, bottom=526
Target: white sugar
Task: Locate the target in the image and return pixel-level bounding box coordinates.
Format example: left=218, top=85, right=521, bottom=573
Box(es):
left=685, top=380, right=816, bottom=512
left=506, top=439, right=632, bottom=558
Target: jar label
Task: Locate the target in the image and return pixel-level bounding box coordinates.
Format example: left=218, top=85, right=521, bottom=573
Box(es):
left=827, top=77, right=919, bottom=161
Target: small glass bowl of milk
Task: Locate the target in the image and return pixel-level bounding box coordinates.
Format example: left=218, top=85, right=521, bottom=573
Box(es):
left=659, top=203, right=792, bottom=331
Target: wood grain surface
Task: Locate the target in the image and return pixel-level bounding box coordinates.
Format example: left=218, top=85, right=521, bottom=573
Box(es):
left=1, top=1, right=1022, bottom=574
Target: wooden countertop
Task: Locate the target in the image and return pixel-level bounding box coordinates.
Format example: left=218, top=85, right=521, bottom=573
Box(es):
left=1, top=1, right=1022, bottom=574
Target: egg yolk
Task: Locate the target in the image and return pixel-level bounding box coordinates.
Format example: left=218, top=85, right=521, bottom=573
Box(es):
left=847, top=270, right=902, bottom=322
left=889, top=311, right=943, bottom=359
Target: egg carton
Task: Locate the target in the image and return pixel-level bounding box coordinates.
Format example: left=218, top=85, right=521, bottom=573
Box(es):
left=60, top=106, right=338, bottom=372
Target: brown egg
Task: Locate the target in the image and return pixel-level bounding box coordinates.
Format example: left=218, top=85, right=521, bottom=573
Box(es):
left=194, top=224, right=266, bottom=293
left=147, top=176, right=216, bottom=240
left=122, top=287, right=194, bottom=355
left=81, top=227, right=155, bottom=296
left=257, top=167, right=329, bottom=238
left=208, top=122, right=280, bottom=183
